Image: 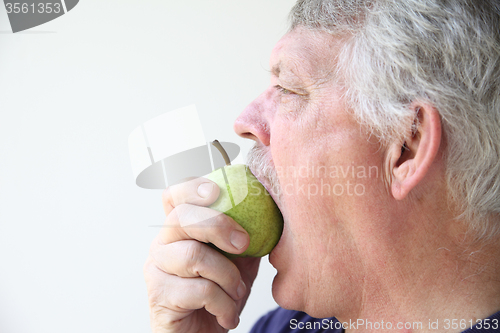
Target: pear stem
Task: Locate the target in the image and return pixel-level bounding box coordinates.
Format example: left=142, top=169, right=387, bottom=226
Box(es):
left=211, top=140, right=231, bottom=166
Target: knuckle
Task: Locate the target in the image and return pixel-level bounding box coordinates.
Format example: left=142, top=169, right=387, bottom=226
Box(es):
left=211, top=211, right=230, bottom=229
left=143, top=258, right=159, bottom=281
left=162, top=184, right=185, bottom=209
left=165, top=205, right=186, bottom=227
left=149, top=250, right=166, bottom=273
left=165, top=207, right=177, bottom=226
left=184, top=241, right=205, bottom=271
left=227, top=266, right=241, bottom=288
left=175, top=204, right=205, bottom=229
left=162, top=187, right=172, bottom=205
left=147, top=285, right=163, bottom=306
left=197, top=279, right=217, bottom=299
left=185, top=242, right=203, bottom=265
left=143, top=268, right=167, bottom=306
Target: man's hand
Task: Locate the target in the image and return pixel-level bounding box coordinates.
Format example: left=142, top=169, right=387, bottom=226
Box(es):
left=144, top=177, right=260, bottom=333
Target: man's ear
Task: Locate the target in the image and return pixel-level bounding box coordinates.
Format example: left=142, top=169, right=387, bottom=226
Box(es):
left=389, top=102, right=442, bottom=200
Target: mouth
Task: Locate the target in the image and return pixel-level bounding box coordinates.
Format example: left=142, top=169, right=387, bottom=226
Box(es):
left=246, top=144, right=285, bottom=264
left=249, top=166, right=284, bottom=212
left=248, top=165, right=286, bottom=266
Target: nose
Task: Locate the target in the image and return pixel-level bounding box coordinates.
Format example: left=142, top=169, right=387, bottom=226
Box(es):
left=233, top=88, right=275, bottom=146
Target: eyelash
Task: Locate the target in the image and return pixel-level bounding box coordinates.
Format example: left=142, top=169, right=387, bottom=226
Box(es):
left=274, top=85, right=293, bottom=95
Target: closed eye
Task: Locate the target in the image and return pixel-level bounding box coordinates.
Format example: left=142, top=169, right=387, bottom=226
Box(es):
left=274, top=85, right=294, bottom=95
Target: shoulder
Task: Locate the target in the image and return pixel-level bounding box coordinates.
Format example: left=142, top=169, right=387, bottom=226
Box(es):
left=249, top=307, right=343, bottom=333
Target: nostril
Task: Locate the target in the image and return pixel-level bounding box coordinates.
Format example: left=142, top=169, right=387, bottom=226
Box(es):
left=234, top=116, right=258, bottom=139
left=234, top=119, right=269, bottom=144
left=241, top=132, right=257, bottom=140
left=234, top=90, right=273, bottom=145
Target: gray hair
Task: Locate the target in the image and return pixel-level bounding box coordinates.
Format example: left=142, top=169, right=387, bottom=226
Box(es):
left=289, top=0, right=500, bottom=239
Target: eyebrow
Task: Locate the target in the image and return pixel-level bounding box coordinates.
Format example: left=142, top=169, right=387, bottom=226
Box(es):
left=271, top=62, right=281, bottom=77
left=271, top=60, right=306, bottom=88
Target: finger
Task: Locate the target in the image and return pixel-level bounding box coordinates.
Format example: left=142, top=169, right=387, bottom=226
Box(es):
left=151, top=240, right=247, bottom=301
left=162, top=177, right=220, bottom=216
left=158, top=204, right=249, bottom=254
left=163, top=274, right=239, bottom=330
left=144, top=260, right=238, bottom=331
left=172, top=277, right=239, bottom=330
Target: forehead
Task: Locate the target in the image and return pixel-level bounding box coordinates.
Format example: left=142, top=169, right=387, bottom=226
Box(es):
left=270, top=27, right=342, bottom=81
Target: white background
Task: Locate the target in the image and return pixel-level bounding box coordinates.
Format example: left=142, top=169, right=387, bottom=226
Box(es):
left=0, top=1, right=295, bottom=332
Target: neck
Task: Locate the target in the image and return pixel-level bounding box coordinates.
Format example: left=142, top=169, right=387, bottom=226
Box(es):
left=344, top=210, right=500, bottom=332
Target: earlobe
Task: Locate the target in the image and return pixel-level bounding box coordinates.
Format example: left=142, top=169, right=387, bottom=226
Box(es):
left=391, top=157, right=418, bottom=200
left=390, top=102, right=442, bottom=200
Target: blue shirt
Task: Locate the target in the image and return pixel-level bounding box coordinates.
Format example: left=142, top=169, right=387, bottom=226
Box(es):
left=249, top=307, right=500, bottom=332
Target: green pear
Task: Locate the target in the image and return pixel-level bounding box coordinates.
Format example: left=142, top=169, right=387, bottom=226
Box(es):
left=205, top=140, right=283, bottom=257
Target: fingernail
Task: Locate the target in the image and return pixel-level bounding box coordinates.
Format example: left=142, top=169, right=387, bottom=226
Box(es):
left=197, top=183, right=213, bottom=198
left=230, top=230, right=247, bottom=250
left=237, top=278, right=246, bottom=298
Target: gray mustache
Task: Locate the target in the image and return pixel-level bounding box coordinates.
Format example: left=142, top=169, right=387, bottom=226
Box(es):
left=247, top=144, right=282, bottom=201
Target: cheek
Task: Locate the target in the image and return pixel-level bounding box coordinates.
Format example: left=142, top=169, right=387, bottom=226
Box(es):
left=269, top=110, right=344, bottom=242
left=269, top=94, right=385, bottom=231
left=274, top=168, right=341, bottom=264
left=270, top=121, right=386, bottom=253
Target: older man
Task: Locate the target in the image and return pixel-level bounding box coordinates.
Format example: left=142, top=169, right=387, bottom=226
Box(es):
left=143, top=0, right=500, bottom=332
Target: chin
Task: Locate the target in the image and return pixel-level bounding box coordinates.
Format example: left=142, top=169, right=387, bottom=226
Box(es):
left=271, top=272, right=302, bottom=311
left=269, top=248, right=306, bottom=313
left=272, top=274, right=337, bottom=319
